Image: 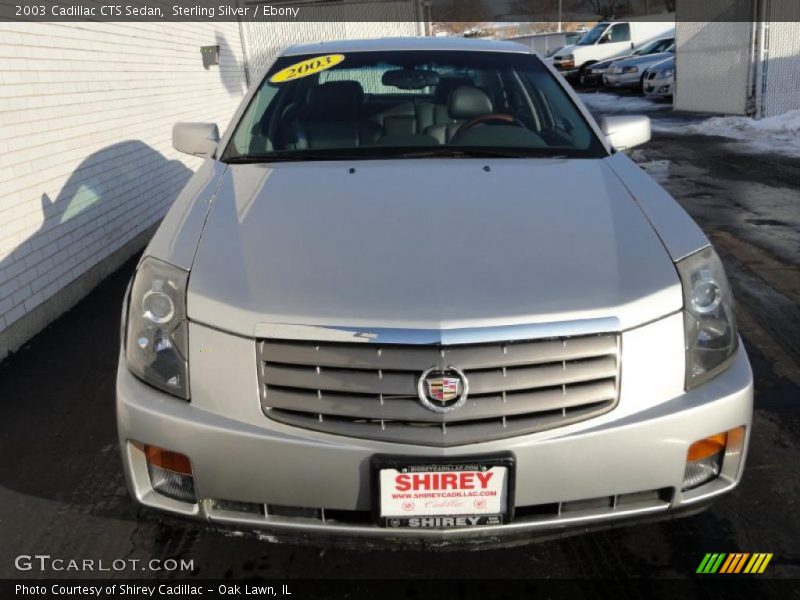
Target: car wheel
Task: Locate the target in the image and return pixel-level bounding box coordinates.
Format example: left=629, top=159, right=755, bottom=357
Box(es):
left=578, top=63, right=596, bottom=88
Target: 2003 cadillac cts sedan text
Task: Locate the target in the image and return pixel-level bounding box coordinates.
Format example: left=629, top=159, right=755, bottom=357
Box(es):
left=116, top=38, right=753, bottom=541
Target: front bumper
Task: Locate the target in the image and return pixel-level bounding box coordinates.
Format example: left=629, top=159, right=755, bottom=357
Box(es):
left=603, top=72, right=641, bottom=88
left=117, top=317, right=753, bottom=542
left=644, top=78, right=674, bottom=97
left=553, top=64, right=579, bottom=80
left=580, top=71, right=606, bottom=86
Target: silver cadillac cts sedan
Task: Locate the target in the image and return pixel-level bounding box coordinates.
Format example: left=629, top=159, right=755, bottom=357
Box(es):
left=117, top=37, right=753, bottom=542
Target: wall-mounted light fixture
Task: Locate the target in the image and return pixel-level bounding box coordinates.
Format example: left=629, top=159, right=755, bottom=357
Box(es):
left=201, top=45, right=220, bottom=69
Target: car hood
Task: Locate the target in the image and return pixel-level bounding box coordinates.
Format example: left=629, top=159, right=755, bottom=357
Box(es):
left=187, top=159, right=682, bottom=336
left=552, top=44, right=576, bottom=58
left=594, top=54, right=633, bottom=69
left=614, top=52, right=673, bottom=68
left=649, top=56, right=675, bottom=73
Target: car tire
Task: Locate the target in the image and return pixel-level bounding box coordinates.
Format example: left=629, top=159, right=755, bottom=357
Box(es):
left=578, top=63, right=596, bottom=88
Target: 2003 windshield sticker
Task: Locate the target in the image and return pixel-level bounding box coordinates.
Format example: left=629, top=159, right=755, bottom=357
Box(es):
left=270, top=55, right=346, bottom=83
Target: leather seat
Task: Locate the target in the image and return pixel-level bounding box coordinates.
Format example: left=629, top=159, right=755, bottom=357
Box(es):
left=371, top=101, right=419, bottom=136
left=424, top=86, right=494, bottom=144
left=415, top=76, right=475, bottom=133
left=284, top=81, right=381, bottom=149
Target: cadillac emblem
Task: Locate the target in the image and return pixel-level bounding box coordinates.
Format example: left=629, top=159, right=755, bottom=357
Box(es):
left=417, top=366, right=469, bottom=413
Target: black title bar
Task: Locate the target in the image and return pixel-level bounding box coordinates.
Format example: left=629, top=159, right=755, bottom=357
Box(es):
left=0, top=0, right=790, bottom=23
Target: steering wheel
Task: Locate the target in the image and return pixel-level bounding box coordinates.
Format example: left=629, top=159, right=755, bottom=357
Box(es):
left=452, top=113, right=525, bottom=141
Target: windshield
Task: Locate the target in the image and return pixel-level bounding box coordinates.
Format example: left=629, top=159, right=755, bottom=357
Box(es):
left=222, top=50, right=605, bottom=163
left=577, top=23, right=609, bottom=46
left=634, top=38, right=675, bottom=55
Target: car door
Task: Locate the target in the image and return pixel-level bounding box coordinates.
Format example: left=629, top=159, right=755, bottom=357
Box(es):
left=600, top=23, right=633, bottom=57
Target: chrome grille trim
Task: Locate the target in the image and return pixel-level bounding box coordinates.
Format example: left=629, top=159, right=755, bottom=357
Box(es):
left=257, top=333, right=620, bottom=446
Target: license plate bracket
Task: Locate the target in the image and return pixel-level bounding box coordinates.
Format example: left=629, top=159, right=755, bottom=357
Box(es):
left=371, top=453, right=515, bottom=529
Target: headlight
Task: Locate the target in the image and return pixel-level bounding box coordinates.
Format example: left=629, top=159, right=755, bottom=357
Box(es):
left=622, top=66, right=639, bottom=74
left=125, top=256, right=190, bottom=399
left=662, top=68, right=675, bottom=78
left=556, top=54, right=574, bottom=67
left=676, top=247, right=738, bottom=389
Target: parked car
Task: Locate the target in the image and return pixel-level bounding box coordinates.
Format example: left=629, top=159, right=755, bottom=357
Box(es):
left=580, top=36, right=674, bottom=87
left=551, top=20, right=674, bottom=81
left=643, top=55, right=675, bottom=98
left=603, top=43, right=675, bottom=90
left=117, top=37, right=752, bottom=543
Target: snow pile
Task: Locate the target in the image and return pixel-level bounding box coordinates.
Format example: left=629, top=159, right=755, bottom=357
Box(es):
left=578, top=91, right=670, bottom=114
left=686, top=109, right=800, bottom=157
left=691, top=109, right=800, bottom=137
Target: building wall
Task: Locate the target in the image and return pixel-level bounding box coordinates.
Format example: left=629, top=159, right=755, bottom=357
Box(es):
left=674, top=20, right=755, bottom=115
left=0, top=22, right=248, bottom=359
left=504, top=32, right=579, bottom=57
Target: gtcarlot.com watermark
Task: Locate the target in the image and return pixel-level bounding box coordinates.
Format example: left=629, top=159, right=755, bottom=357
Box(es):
left=14, top=554, right=194, bottom=573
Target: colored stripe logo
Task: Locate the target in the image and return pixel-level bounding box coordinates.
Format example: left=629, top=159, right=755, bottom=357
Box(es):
left=697, top=553, right=773, bottom=574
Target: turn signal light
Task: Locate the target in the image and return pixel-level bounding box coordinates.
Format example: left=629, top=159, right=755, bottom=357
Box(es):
left=145, top=445, right=193, bottom=475
left=683, top=428, right=744, bottom=491
left=142, top=444, right=196, bottom=503
left=687, top=433, right=727, bottom=462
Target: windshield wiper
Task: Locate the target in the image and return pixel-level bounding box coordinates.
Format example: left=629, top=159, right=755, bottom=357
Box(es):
left=391, top=148, right=569, bottom=159
left=222, top=150, right=365, bottom=164
left=222, top=147, right=572, bottom=163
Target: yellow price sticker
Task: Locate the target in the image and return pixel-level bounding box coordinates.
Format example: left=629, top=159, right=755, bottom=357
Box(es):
left=269, top=54, right=346, bottom=83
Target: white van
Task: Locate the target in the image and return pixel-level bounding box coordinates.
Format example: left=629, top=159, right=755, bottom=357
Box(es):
left=552, top=20, right=675, bottom=82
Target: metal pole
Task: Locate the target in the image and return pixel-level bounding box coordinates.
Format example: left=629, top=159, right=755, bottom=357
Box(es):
left=235, top=0, right=251, bottom=87
left=558, top=0, right=562, bottom=32
left=753, top=0, right=768, bottom=119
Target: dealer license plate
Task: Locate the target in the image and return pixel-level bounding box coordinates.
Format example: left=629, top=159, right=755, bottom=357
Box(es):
left=372, top=455, right=515, bottom=528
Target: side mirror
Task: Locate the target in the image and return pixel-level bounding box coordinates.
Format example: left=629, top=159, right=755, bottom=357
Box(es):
left=172, top=122, right=220, bottom=158
left=600, top=115, right=651, bottom=151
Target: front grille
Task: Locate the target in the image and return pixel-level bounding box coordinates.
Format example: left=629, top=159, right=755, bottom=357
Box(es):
left=257, top=333, right=620, bottom=446
left=203, top=488, right=672, bottom=528
left=647, top=71, right=658, bottom=80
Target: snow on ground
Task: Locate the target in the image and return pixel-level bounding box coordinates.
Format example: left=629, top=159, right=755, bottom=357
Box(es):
left=577, top=91, right=670, bottom=114
left=578, top=91, right=800, bottom=158
left=684, top=109, right=800, bottom=158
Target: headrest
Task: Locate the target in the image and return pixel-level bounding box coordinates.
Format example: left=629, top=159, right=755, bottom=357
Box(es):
left=306, top=81, right=364, bottom=119
left=434, top=76, right=475, bottom=104
left=448, top=86, right=493, bottom=120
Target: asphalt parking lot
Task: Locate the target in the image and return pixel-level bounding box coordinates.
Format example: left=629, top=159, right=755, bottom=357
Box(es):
left=1, top=93, right=799, bottom=589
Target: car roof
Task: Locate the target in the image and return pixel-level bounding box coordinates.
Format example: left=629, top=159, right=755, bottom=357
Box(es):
left=282, top=37, right=533, bottom=57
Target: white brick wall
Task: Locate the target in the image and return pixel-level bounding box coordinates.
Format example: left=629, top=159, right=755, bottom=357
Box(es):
left=0, top=22, right=248, bottom=347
